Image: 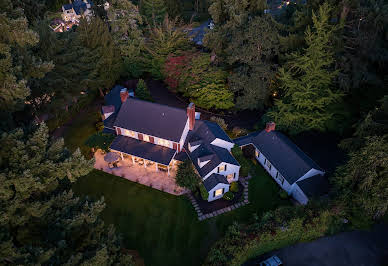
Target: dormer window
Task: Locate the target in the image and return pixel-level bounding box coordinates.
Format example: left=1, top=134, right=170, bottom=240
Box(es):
left=217, top=164, right=227, bottom=173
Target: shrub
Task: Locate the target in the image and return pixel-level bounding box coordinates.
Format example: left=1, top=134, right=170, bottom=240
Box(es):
left=95, top=121, right=104, bottom=132
left=210, top=116, right=228, bottom=130
left=175, top=160, right=200, bottom=191
left=231, top=145, right=250, bottom=177
left=279, top=190, right=289, bottom=199
left=84, top=132, right=115, bottom=152
left=199, top=184, right=209, bottom=200
left=136, top=79, right=152, bottom=101
left=223, top=191, right=234, bottom=200
left=230, top=182, right=239, bottom=193
left=232, top=127, right=248, bottom=138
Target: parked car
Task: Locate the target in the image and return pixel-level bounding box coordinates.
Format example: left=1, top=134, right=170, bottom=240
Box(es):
left=259, top=255, right=282, bottom=266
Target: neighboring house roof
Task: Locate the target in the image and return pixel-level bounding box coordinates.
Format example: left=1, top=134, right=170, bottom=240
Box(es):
left=104, top=85, right=124, bottom=112
left=203, top=173, right=229, bottom=191
left=188, top=20, right=211, bottom=45
left=174, top=150, right=188, bottom=162
left=102, top=127, right=116, bottom=134
left=296, top=174, right=329, bottom=198
left=110, top=135, right=176, bottom=165
left=236, top=130, right=323, bottom=184
left=72, top=0, right=92, bottom=15
left=114, top=98, right=188, bottom=142
left=186, top=120, right=239, bottom=178
left=233, top=132, right=259, bottom=146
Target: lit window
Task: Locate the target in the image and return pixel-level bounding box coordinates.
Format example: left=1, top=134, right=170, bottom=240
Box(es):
left=143, top=135, right=150, bottom=142
left=218, top=165, right=226, bottom=172
left=123, top=129, right=135, bottom=137
left=255, top=149, right=260, bottom=158
left=215, top=189, right=223, bottom=196
left=158, top=139, right=170, bottom=147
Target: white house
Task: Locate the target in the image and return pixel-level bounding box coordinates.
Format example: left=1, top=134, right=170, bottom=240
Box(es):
left=101, top=86, right=240, bottom=201
left=62, top=0, right=93, bottom=22
left=234, top=122, right=328, bottom=205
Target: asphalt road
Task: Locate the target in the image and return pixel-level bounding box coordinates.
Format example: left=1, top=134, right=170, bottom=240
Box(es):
left=244, top=224, right=388, bottom=266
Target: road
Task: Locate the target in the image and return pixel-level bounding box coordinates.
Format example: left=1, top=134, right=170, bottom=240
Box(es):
left=244, top=224, right=388, bottom=266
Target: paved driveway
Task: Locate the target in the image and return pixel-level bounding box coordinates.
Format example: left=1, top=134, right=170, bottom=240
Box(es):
left=244, top=224, right=388, bottom=266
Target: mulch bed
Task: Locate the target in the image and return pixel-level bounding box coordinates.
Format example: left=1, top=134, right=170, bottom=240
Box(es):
left=193, top=182, right=245, bottom=214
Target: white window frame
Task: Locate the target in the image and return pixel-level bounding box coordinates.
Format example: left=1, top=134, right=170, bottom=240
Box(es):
left=143, top=135, right=150, bottom=142
left=214, top=188, right=223, bottom=197
left=266, top=160, right=271, bottom=170
left=158, top=138, right=170, bottom=147
left=218, top=164, right=226, bottom=172
left=255, top=149, right=260, bottom=158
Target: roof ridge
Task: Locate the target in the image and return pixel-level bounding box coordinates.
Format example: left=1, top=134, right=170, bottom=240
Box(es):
left=126, top=97, right=187, bottom=113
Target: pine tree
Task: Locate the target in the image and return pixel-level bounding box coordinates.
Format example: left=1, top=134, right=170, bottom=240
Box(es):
left=0, top=123, right=133, bottom=265
left=136, top=79, right=152, bottom=101
left=140, top=0, right=167, bottom=25
left=267, top=3, right=343, bottom=134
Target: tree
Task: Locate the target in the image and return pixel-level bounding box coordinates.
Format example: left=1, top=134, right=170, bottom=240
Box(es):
left=144, top=16, right=191, bottom=80
left=136, top=79, right=152, bottom=101
left=175, top=160, right=200, bottom=191
left=0, top=123, right=133, bottom=265
left=140, top=0, right=167, bottom=25
left=226, top=15, right=280, bottom=110
left=267, top=3, right=343, bottom=134
left=108, top=0, right=145, bottom=78
left=333, top=135, right=388, bottom=220
left=165, top=0, right=182, bottom=18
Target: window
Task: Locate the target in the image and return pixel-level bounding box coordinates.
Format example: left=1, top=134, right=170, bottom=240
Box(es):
left=122, top=129, right=135, bottom=138
left=227, top=173, right=235, bottom=181
left=218, top=164, right=226, bottom=172
left=255, top=149, right=260, bottom=158
left=276, top=172, right=285, bottom=185
left=214, top=188, right=223, bottom=197
left=158, top=138, right=170, bottom=147
left=265, top=160, right=272, bottom=170
left=143, top=135, right=150, bottom=142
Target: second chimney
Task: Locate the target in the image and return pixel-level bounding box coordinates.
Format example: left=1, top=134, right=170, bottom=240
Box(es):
left=265, top=121, right=276, bottom=132
left=120, top=88, right=129, bottom=103
left=187, top=103, right=195, bottom=130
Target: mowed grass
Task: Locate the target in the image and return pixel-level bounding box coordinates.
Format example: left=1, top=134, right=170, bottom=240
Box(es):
left=64, top=107, right=290, bottom=266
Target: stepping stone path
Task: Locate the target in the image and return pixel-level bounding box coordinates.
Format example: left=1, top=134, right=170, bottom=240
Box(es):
left=187, top=174, right=252, bottom=221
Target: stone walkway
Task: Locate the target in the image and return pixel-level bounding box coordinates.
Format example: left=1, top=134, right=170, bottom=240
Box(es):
left=188, top=175, right=252, bottom=221
left=94, top=150, right=188, bottom=195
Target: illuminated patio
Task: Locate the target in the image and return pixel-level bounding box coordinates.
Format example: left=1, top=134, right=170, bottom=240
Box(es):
left=94, top=150, right=188, bottom=195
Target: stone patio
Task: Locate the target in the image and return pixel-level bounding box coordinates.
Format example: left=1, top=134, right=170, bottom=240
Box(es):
left=94, top=150, right=188, bottom=195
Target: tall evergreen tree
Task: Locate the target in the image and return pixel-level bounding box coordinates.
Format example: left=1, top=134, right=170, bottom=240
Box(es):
left=0, top=124, right=133, bottom=265
left=140, top=0, right=167, bottom=24
left=267, top=3, right=343, bottom=134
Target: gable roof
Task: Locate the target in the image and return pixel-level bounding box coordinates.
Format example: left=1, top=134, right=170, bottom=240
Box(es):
left=63, top=3, right=73, bottom=10
left=296, top=174, right=329, bottom=198
left=242, top=130, right=323, bottom=184
left=114, top=98, right=188, bottom=142
left=185, top=120, right=239, bottom=178
left=203, top=173, right=229, bottom=191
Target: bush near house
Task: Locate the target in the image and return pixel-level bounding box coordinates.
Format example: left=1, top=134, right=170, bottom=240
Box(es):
left=175, top=160, right=200, bottom=191
left=136, top=79, right=153, bottom=101
left=210, top=116, right=228, bottom=130
left=199, top=183, right=209, bottom=200
left=223, top=191, right=234, bottom=200
left=231, top=145, right=250, bottom=177
left=85, top=132, right=116, bottom=152
left=279, top=190, right=289, bottom=199
left=230, top=182, right=239, bottom=193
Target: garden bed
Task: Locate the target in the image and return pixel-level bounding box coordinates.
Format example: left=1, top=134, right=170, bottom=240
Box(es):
left=193, top=182, right=245, bottom=214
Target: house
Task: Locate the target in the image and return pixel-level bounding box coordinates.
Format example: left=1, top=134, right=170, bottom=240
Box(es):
left=101, top=87, right=240, bottom=201
left=188, top=20, right=214, bottom=46
left=62, top=0, right=93, bottom=22
left=234, top=122, right=328, bottom=205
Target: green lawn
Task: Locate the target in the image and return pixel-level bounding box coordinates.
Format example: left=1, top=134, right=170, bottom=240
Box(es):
left=65, top=108, right=290, bottom=266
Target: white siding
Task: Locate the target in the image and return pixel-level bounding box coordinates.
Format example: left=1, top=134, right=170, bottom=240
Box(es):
left=210, top=138, right=235, bottom=151
left=179, top=119, right=190, bottom=151
left=291, top=184, right=309, bottom=205
left=254, top=148, right=292, bottom=193
left=208, top=183, right=230, bottom=202
left=203, top=162, right=240, bottom=182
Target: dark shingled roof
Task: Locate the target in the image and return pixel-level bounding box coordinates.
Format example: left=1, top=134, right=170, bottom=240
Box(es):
left=102, top=128, right=116, bottom=135
left=104, top=85, right=124, bottom=113
left=203, top=173, right=229, bottom=191
left=296, top=174, right=329, bottom=198
left=103, top=113, right=117, bottom=130
left=63, top=3, right=73, bottom=10
left=114, top=98, right=188, bottom=142
left=248, top=130, right=323, bottom=184
left=188, top=20, right=211, bottom=46
left=101, top=105, right=115, bottom=114
left=233, top=132, right=259, bottom=146
left=174, top=151, right=188, bottom=162
left=110, top=135, right=176, bottom=165
left=185, top=120, right=239, bottom=178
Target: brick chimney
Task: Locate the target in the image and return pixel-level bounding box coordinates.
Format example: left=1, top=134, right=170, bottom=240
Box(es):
left=265, top=121, right=276, bottom=132
left=187, top=103, right=195, bottom=130
left=120, top=88, right=129, bottom=103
